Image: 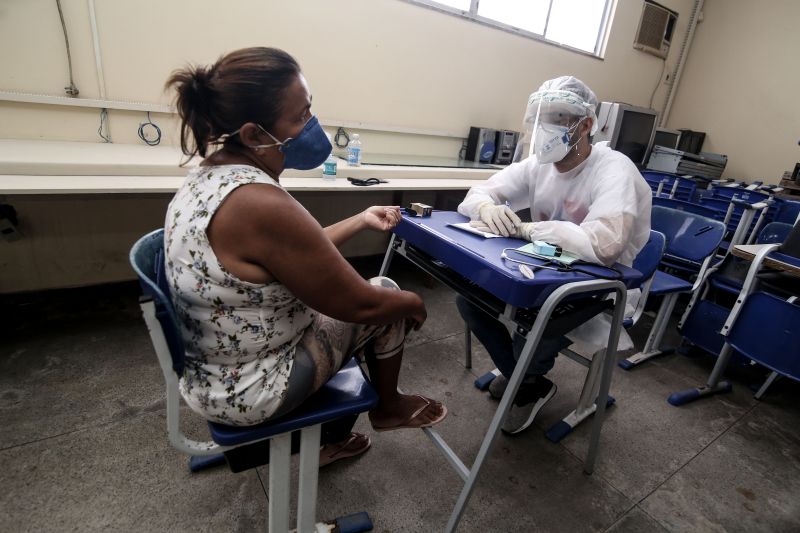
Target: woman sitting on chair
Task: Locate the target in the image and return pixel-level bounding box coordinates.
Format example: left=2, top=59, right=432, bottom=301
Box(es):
left=164, top=47, right=446, bottom=465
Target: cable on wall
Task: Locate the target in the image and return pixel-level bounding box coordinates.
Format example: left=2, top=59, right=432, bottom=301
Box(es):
left=649, top=58, right=667, bottom=108
left=333, top=127, right=350, bottom=148
left=97, top=108, right=111, bottom=142
left=55, top=0, right=79, bottom=97
left=138, top=112, right=162, bottom=146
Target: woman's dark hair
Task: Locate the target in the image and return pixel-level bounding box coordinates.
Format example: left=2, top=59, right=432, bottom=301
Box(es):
left=165, top=47, right=301, bottom=160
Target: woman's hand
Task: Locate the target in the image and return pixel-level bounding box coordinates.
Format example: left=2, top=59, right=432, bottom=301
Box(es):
left=362, top=206, right=402, bottom=232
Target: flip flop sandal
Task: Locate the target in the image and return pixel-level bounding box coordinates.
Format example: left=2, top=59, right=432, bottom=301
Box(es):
left=319, top=432, right=371, bottom=467
left=371, top=395, right=448, bottom=432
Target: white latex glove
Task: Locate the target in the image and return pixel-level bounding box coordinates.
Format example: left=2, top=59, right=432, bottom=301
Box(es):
left=468, top=220, right=492, bottom=232
left=478, top=203, right=522, bottom=237
left=513, top=222, right=537, bottom=241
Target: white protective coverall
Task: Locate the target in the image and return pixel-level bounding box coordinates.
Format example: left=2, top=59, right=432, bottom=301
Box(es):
left=457, top=141, right=652, bottom=350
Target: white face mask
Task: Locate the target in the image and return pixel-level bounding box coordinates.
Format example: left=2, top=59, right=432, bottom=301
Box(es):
left=534, top=118, right=584, bottom=164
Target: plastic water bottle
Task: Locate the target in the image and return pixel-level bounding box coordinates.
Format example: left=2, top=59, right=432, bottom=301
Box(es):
left=322, top=152, right=337, bottom=180
left=347, top=134, right=362, bottom=166
left=322, top=134, right=337, bottom=180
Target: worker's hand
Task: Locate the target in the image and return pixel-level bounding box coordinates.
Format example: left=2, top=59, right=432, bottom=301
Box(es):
left=513, top=222, right=537, bottom=241
left=362, top=206, right=402, bottom=232
left=478, top=203, right=521, bottom=237
left=468, top=220, right=494, bottom=233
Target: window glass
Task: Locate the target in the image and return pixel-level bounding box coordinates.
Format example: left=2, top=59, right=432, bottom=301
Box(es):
left=434, top=0, right=471, bottom=10
left=477, top=0, right=551, bottom=35
left=546, top=0, right=609, bottom=53
left=407, top=0, right=613, bottom=57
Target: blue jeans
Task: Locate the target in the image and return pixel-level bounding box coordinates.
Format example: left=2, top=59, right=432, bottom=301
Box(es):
left=456, top=295, right=571, bottom=379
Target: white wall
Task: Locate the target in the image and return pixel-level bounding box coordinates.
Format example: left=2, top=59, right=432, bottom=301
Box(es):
left=1, top=0, right=704, bottom=292
left=1, top=0, right=693, bottom=156
left=667, top=0, right=800, bottom=184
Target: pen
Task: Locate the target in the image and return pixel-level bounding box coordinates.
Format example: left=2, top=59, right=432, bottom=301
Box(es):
left=419, top=223, right=486, bottom=259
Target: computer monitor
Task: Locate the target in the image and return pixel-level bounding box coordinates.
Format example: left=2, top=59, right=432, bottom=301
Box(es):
left=653, top=128, right=681, bottom=150
left=593, top=102, right=658, bottom=167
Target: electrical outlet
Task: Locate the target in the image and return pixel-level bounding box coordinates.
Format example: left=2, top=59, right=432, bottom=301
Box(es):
left=0, top=217, right=21, bottom=242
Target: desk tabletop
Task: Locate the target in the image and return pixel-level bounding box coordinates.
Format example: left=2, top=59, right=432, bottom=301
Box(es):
left=394, top=211, right=642, bottom=308
left=731, top=244, right=800, bottom=277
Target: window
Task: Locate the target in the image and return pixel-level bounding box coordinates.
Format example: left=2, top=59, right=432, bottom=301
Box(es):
left=406, top=0, right=614, bottom=57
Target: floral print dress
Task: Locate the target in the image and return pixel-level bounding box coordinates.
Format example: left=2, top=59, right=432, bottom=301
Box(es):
left=164, top=165, right=315, bottom=426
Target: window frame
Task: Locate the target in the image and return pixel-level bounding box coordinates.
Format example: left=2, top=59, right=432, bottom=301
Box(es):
left=402, top=0, right=615, bottom=59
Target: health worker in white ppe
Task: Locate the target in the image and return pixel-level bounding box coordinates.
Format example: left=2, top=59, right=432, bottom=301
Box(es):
left=456, top=76, right=652, bottom=435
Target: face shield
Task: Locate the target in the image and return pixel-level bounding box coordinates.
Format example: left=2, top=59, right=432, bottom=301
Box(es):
left=514, top=89, right=599, bottom=164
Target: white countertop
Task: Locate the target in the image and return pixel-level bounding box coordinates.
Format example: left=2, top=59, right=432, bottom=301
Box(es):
left=0, top=139, right=495, bottom=194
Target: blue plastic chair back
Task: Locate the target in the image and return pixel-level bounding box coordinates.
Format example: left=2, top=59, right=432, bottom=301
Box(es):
left=641, top=171, right=697, bottom=202
left=632, top=230, right=666, bottom=283
left=709, top=185, right=770, bottom=205
left=129, top=229, right=185, bottom=375
left=757, top=222, right=794, bottom=245
left=652, top=197, right=722, bottom=221
left=651, top=205, right=726, bottom=263
left=726, top=292, right=800, bottom=382
left=773, top=199, right=800, bottom=224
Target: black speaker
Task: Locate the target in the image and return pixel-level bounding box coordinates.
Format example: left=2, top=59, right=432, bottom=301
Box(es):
left=465, top=127, right=498, bottom=163
left=492, top=130, right=519, bottom=165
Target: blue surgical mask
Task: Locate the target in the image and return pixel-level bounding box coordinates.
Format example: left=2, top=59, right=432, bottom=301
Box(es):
left=249, top=115, right=332, bottom=170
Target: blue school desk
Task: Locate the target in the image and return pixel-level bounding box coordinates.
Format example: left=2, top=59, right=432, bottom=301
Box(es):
left=379, top=211, right=643, bottom=532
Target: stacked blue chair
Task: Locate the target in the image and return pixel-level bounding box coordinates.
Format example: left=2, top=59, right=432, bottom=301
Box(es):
left=701, top=186, right=774, bottom=248
left=130, top=229, right=378, bottom=533
left=668, top=239, right=800, bottom=406
left=619, top=206, right=725, bottom=370
left=773, top=198, right=800, bottom=225
left=641, top=171, right=698, bottom=202
left=724, top=292, right=800, bottom=397
left=652, top=196, right=721, bottom=221
left=677, top=221, right=797, bottom=364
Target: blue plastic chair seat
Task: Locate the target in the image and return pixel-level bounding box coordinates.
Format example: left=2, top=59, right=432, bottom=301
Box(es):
left=208, top=359, right=378, bottom=446
left=708, top=275, right=742, bottom=294
left=727, top=292, right=800, bottom=382
left=649, top=270, right=692, bottom=295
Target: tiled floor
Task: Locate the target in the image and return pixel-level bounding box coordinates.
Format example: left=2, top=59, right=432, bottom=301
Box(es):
left=2, top=256, right=799, bottom=532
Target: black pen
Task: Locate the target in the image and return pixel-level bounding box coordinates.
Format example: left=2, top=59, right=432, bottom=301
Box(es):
left=419, top=223, right=486, bottom=259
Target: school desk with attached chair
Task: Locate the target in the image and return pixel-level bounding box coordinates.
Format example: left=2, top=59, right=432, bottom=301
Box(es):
left=378, top=211, right=642, bottom=532
left=668, top=241, right=800, bottom=406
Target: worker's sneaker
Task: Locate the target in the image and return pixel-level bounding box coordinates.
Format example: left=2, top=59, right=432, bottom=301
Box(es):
left=501, top=376, right=557, bottom=435
left=488, top=374, right=539, bottom=400
left=488, top=374, right=509, bottom=399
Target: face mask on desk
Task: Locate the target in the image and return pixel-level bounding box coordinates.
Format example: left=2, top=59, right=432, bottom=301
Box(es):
left=243, top=115, right=332, bottom=170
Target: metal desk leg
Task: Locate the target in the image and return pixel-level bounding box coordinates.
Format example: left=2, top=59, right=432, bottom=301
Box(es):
left=464, top=327, right=472, bottom=369
left=583, top=286, right=626, bottom=475
left=619, top=292, right=679, bottom=370
left=444, top=300, right=551, bottom=533
left=379, top=233, right=397, bottom=277
left=444, top=280, right=626, bottom=532
left=546, top=347, right=615, bottom=444
left=667, top=343, right=734, bottom=405
left=754, top=371, right=779, bottom=400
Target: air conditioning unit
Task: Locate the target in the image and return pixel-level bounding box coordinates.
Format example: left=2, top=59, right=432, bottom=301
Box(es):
left=634, top=0, right=678, bottom=59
